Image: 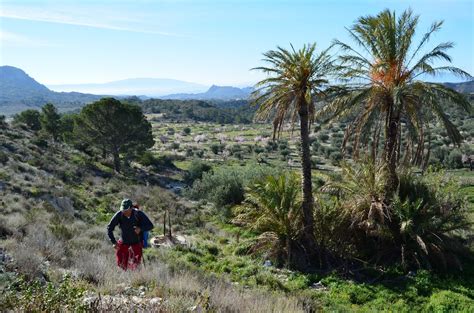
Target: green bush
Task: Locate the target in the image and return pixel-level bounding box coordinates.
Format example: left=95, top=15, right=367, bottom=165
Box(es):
left=0, top=151, right=8, bottom=164
left=0, top=115, right=6, bottom=128
left=329, top=151, right=342, bottom=165
left=254, top=272, right=288, bottom=291
left=445, top=150, right=463, bottom=169
left=425, top=290, right=474, bottom=312
left=195, top=150, right=205, bottom=158
left=31, top=136, right=48, bottom=148
left=210, top=143, right=221, bottom=154
left=254, top=146, right=265, bottom=154
left=13, top=109, right=42, bottom=131
left=186, top=164, right=281, bottom=210
left=265, top=141, right=278, bottom=152
left=204, top=243, right=220, bottom=256
left=322, top=162, right=472, bottom=271
left=184, top=159, right=212, bottom=184
left=182, top=127, right=191, bottom=135
left=318, top=132, right=329, bottom=142
left=1, top=275, right=85, bottom=311
left=138, top=152, right=175, bottom=168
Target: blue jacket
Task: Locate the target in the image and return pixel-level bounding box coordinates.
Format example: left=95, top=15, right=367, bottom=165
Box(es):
left=107, top=209, right=154, bottom=245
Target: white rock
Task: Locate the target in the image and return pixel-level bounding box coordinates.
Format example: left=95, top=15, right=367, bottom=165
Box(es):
left=149, top=297, right=162, bottom=305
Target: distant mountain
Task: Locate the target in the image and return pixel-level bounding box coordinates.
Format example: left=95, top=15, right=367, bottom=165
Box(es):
left=48, top=78, right=208, bottom=96
left=0, top=66, right=101, bottom=115
left=443, top=80, right=474, bottom=94
left=162, top=85, right=253, bottom=100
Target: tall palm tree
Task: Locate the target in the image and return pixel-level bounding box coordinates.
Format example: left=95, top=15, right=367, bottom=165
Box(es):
left=318, top=9, right=472, bottom=197
left=252, top=43, right=334, bottom=266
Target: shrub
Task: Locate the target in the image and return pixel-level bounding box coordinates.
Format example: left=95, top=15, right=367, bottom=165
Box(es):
left=280, top=149, right=290, bottom=157
left=31, top=136, right=48, bottom=148
left=0, top=115, right=6, bottom=128
left=322, top=162, right=472, bottom=271
left=425, top=290, right=474, bottom=312
left=182, top=127, right=191, bottom=135
left=265, top=141, right=278, bottom=152
left=210, top=144, right=221, bottom=154
left=138, top=152, right=175, bottom=169
left=0, top=151, right=8, bottom=164
left=318, top=132, right=329, bottom=142
left=233, top=173, right=303, bottom=267
left=254, top=146, right=265, bottom=154
left=184, top=159, right=212, bottom=184
left=195, top=150, right=205, bottom=158
left=329, top=151, right=342, bottom=165
left=170, top=142, right=180, bottom=150
left=445, top=150, right=463, bottom=169
left=186, top=164, right=281, bottom=210
left=1, top=275, right=86, bottom=311
left=311, top=140, right=320, bottom=152
left=13, top=109, right=42, bottom=131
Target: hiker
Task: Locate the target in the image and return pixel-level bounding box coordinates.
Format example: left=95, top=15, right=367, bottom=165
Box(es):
left=107, top=199, right=154, bottom=270
left=132, top=203, right=150, bottom=248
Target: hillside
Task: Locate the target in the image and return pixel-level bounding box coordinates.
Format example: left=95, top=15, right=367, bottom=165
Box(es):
left=0, top=122, right=307, bottom=311
left=1, top=106, right=473, bottom=311
left=444, top=80, right=474, bottom=94
left=0, top=66, right=101, bottom=115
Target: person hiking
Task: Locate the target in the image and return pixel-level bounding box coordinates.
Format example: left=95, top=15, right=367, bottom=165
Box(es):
left=132, top=203, right=150, bottom=248
left=107, top=199, right=154, bottom=270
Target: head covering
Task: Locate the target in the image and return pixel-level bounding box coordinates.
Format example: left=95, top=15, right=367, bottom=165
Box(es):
left=120, top=199, right=133, bottom=211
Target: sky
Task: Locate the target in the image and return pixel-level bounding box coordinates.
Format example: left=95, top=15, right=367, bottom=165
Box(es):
left=0, top=0, right=473, bottom=86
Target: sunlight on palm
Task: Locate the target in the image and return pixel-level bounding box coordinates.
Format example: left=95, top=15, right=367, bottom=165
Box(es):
left=317, top=9, right=472, bottom=194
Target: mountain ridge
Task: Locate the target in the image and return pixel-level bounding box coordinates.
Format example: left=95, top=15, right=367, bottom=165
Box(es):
left=48, top=77, right=208, bottom=96
left=161, top=84, right=253, bottom=100
left=1, top=65, right=472, bottom=116
left=0, top=66, right=102, bottom=115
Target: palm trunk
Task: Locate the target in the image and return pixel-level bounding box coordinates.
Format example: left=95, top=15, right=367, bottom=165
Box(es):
left=413, top=127, right=424, bottom=167
left=298, top=102, right=318, bottom=266
left=382, top=98, right=400, bottom=198
left=422, top=127, right=431, bottom=173
left=286, top=237, right=291, bottom=268
left=402, top=139, right=411, bottom=166
left=371, top=119, right=382, bottom=163
left=396, top=121, right=402, bottom=165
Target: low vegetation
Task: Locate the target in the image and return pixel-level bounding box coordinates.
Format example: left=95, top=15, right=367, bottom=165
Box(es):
left=1, top=7, right=473, bottom=313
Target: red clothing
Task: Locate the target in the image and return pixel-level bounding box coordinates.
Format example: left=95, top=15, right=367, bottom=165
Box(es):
left=116, top=240, right=143, bottom=270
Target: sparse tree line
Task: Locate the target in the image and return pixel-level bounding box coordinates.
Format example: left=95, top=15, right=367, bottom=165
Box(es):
left=125, top=97, right=256, bottom=124
left=12, top=98, right=154, bottom=172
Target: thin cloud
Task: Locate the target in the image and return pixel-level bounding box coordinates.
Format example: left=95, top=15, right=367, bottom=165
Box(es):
left=0, top=30, right=55, bottom=47
left=0, top=6, right=184, bottom=37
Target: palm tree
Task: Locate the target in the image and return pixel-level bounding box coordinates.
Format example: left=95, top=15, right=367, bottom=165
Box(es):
left=252, top=43, right=334, bottom=266
left=233, top=173, right=303, bottom=267
left=318, top=9, right=472, bottom=197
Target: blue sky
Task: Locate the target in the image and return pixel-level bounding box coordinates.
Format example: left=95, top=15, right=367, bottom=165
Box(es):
left=0, top=0, right=473, bottom=86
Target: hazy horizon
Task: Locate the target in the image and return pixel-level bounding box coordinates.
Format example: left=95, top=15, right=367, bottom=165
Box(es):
left=1, top=0, right=473, bottom=86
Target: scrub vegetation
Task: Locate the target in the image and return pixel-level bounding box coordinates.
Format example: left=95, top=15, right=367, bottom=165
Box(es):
left=1, top=8, right=473, bottom=312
